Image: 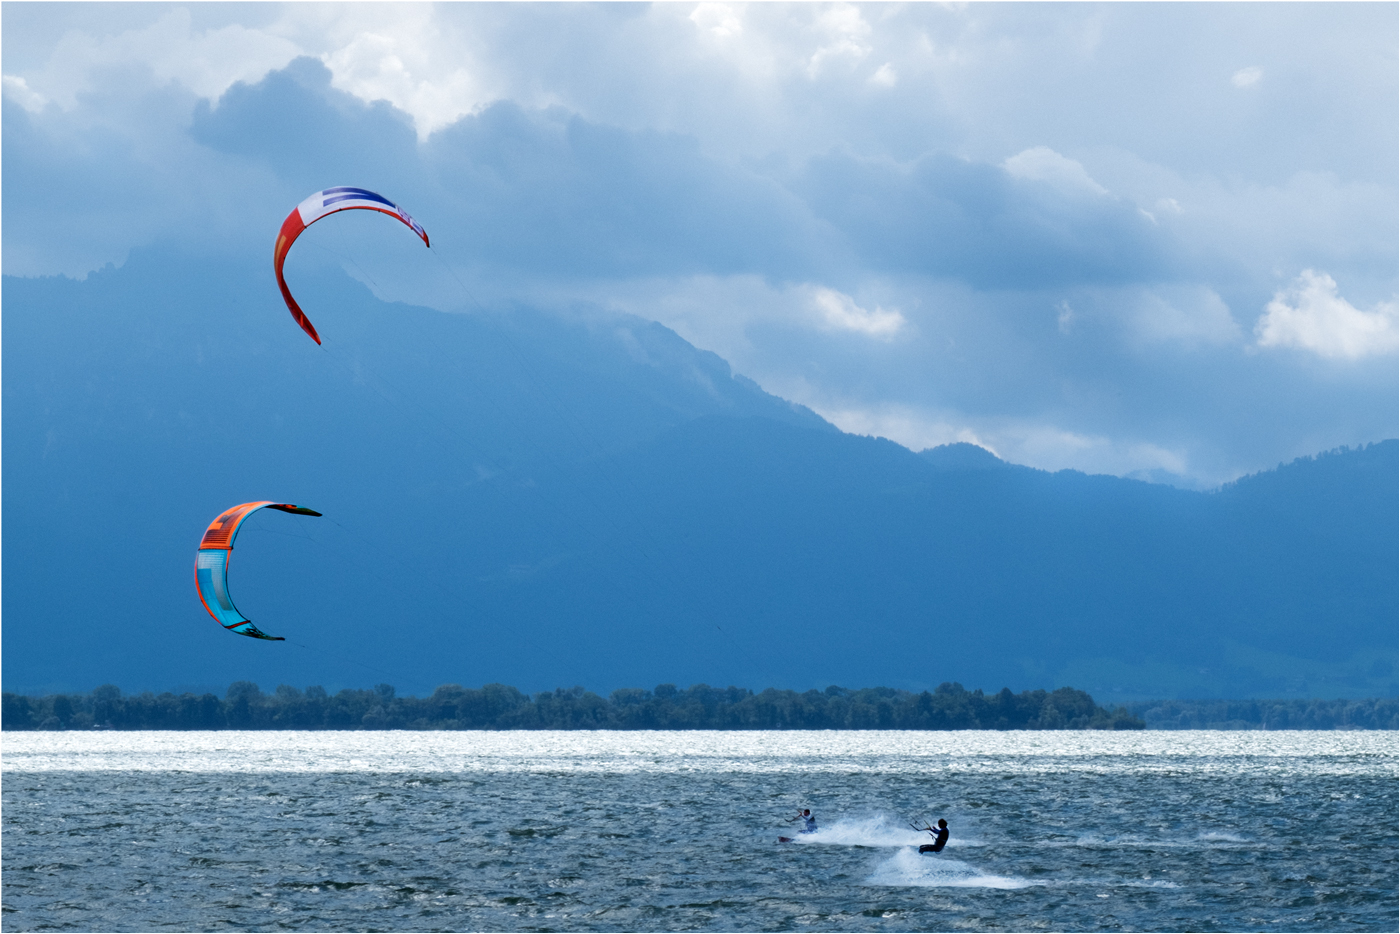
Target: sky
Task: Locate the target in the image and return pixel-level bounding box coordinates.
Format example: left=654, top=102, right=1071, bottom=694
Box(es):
left=4, top=2, right=1396, bottom=488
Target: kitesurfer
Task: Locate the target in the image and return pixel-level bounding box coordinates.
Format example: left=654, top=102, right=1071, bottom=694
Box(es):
left=777, top=808, right=817, bottom=843
left=921, top=819, right=949, bottom=853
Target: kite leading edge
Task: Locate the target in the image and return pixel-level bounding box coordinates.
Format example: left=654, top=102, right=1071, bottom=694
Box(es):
left=194, top=501, right=322, bottom=641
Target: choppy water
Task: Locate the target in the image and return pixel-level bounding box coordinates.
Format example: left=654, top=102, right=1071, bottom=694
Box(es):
left=3, top=731, right=1395, bottom=932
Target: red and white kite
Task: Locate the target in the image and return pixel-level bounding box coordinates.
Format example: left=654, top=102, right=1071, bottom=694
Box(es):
left=273, top=187, right=430, bottom=344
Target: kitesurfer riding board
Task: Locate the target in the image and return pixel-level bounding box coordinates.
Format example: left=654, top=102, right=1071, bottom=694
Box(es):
left=779, top=808, right=817, bottom=843
left=917, top=818, right=949, bottom=854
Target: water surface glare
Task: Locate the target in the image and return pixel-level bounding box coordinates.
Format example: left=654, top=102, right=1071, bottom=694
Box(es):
left=3, top=730, right=1395, bottom=932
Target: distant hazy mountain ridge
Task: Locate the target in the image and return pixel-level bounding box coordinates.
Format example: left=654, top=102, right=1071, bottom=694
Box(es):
left=4, top=251, right=1395, bottom=700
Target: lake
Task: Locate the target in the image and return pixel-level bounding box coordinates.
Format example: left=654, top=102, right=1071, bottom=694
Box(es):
left=3, top=730, right=1395, bottom=931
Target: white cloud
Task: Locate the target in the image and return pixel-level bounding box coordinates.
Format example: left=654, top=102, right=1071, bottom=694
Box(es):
left=1003, top=146, right=1109, bottom=197
left=804, top=4, right=872, bottom=79
left=816, top=403, right=993, bottom=452
left=868, top=62, right=898, bottom=88
left=796, top=401, right=1203, bottom=484
left=689, top=3, right=744, bottom=39
left=2, top=74, right=47, bottom=111
left=511, top=275, right=907, bottom=364
left=5, top=5, right=491, bottom=140
left=1000, top=425, right=1190, bottom=480
left=1231, top=66, right=1263, bottom=88
left=807, top=286, right=905, bottom=338
left=1255, top=270, right=1398, bottom=359
left=322, top=28, right=487, bottom=139
left=19, top=8, right=299, bottom=110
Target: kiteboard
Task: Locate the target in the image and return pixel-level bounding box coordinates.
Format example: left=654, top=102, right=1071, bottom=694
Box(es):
left=919, top=844, right=944, bottom=854
left=778, top=836, right=795, bottom=844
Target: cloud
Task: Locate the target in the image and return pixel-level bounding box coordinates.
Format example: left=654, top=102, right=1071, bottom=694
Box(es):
left=1060, top=285, right=1241, bottom=348
left=1231, top=66, right=1263, bottom=88
left=804, top=4, right=872, bottom=79
left=798, top=401, right=1202, bottom=485
left=322, top=29, right=487, bottom=140
left=543, top=275, right=908, bottom=374
left=1132, top=287, right=1239, bottom=347
left=1, top=5, right=1394, bottom=488
left=996, top=424, right=1191, bottom=481
left=13, top=7, right=300, bottom=110
left=814, top=402, right=993, bottom=452
left=2, top=75, right=47, bottom=111
left=796, top=149, right=1173, bottom=289
left=185, top=62, right=841, bottom=284
left=1003, top=146, right=1109, bottom=197
left=868, top=63, right=898, bottom=88
left=807, top=286, right=905, bottom=338
left=689, top=4, right=743, bottom=39
left=1255, top=270, right=1398, bottom=359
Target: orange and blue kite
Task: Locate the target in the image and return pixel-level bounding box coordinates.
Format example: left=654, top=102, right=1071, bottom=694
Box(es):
left=195, top=502, right=322, bottom=641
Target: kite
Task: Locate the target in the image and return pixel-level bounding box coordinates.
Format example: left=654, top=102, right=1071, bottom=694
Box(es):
left=273, top=187, right=430, bottom=344
left=195, top=501, right=322, bottom=641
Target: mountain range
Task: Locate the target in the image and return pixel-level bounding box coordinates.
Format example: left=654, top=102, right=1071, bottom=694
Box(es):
left=4, top=246, right=1395, bottom=702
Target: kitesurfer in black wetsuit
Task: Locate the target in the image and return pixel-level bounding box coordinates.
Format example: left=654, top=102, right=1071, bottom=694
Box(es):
left=919, top=819, right=949, bottom=853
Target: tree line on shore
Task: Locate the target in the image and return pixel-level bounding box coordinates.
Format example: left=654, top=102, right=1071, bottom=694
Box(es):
left=1125, top=697, right=1397, bottom=730
left=8, top=681, right=1392, bottom=732
left=1, top=681, right=1146, bottom=731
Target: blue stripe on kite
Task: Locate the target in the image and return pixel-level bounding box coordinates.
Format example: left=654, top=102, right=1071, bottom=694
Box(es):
left=323, top=191, right=397, bottom=209
left=323, top=193, right=396, bottom=209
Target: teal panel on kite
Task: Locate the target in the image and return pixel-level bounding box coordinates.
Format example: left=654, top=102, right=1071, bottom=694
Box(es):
left=195, top=501, right=322, bottom=641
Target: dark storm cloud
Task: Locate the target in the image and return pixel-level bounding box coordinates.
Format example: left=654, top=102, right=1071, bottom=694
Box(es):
left=191, top=58, right=843, bottom=283
left=795, top=150, right=1178, bottom=290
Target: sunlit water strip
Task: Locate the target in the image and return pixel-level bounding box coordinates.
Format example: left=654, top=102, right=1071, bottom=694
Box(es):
left=4, top=729, right=1394, bottom=775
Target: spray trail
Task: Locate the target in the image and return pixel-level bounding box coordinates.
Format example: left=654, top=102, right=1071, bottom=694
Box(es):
left=865, top=848, right=1031, bottom=890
